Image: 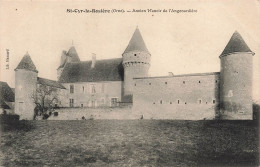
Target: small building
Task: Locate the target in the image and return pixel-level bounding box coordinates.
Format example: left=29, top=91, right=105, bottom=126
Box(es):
left=0, top=81, right=15, bottom=114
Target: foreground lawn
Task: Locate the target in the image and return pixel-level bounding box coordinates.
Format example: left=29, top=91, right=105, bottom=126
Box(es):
left=0, top=120, right=259, bottom=166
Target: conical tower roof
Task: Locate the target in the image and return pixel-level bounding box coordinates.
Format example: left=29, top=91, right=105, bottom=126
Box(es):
left=15, top=52, right=38, bottom=73
left=123, top=27, right=150, bottom=54
left=67, top=46, right=80, bottom=62
left=220, top=31, right=252, bottom=56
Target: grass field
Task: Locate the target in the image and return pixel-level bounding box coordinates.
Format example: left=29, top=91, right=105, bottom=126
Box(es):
left=0, top=120, right=259, bottom=167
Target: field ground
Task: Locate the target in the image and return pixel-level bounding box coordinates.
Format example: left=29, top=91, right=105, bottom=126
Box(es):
left=0, top=120, right=259, bottom=167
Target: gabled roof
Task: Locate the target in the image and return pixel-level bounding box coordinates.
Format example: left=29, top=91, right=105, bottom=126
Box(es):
left=15, top=52, right=38, bottom=72
left=67, top=46, right=80, bottom=62
left=37, top=77, right=66, bottom=89
left=220, top=31, right=253, bottom=56
left=59, top=58, right=124, bottom=83
left=123, top=27, right=150, bottom=54
left=0, top=81, right=15, bottom=109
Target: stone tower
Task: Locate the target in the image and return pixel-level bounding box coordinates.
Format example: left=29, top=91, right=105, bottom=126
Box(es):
left=57, top=46, right=80, bottom=80
left=122, top=27, right=151, bottom=98
left=219, top=31, right=254, bottom=120
left=15, top=52, right=38, bottom=120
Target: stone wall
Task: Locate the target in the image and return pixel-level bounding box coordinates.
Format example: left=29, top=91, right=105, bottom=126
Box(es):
left=60, top=81, right=123, bottom=108
left=220, top=53, right=253, bottom=119
left=123, top=51, right=151, bottom=96
left=133, top=73, right=220, bottom=120
left=15, top=69, right=37, bottom=120
left=48, top=106, right=135, bottom=120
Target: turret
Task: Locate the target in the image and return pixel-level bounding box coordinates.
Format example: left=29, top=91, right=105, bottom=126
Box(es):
left=57, top=46, right=80, bottom=80
left=15, top=52, right=38, bottom=120
left=219, top=31, right=254, bottom=119
left=122, top=27, right=151, bottom=98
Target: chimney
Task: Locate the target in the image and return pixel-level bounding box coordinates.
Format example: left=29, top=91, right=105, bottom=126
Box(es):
left=168, top=72, right=174, bottom=76
left=91, top=53, right=96, bottom=68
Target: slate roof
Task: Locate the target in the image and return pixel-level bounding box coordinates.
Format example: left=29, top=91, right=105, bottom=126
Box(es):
left=0, top=81, right=15, bottom=109
left=67, top=46, right=80, bottom=62
left=123, top=27, right=150, bottom=54
left=58, top=47, right=81, bottom=69
left=37, top=77, right=66, bottom=89
left=15, top=52, right=38, bottom=72
left=221, top=31, right=253, bottom=56
left=59, top=58, right=124, bottom=83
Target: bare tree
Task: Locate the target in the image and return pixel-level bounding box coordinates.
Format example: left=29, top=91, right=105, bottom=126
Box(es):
left=31, top=85, right=59, bottom=120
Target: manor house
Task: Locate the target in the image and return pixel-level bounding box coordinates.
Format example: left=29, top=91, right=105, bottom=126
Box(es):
left=14, top=27, right=254, bottom=120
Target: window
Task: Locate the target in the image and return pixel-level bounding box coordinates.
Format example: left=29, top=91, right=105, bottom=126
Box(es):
left=178, top=100, right=180, bottom=104
left=111, top=98, right=118, bottom=107
left=91, top=85, right=96, bottom=93
left=69, top=99, right=74, bottom=107
left=199, top=81, right=201, bottom=83
left=183, top=81, right=185, bottom=84
left=206, top=102, right=208, bottom=104
left=70, top=85, right=74, bottom=94
left=135, top=84, right=136, bottom=86
left=215, top=80, right=218, bottom=83
left=149, top=83, right=151, bottom=85
left=170, top=102, right=172, bottom=104
left=165, top=82, right=167, bottom=84
left=134, top=54, right=137, bottom=56
left=81, top=104, right=83, bottom=107
left=213, top=100, right=215, bottom=104
left=160, top=100, right=162, bottom=104
left=185, top=102, right=187, bottom=104
left=199, top=100, right=201, bottom=104
left=82, top=86, right=85, bottom=93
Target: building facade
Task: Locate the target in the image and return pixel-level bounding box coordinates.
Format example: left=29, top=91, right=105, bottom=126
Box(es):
left=14, top=28, right=254, bottom=120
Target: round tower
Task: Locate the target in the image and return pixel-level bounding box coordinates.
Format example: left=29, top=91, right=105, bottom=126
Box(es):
left=219, top=31, right=254, bottom=120
left=15, top=52, right=38, bottom=120
left=122, top=27, right=151, bottom=96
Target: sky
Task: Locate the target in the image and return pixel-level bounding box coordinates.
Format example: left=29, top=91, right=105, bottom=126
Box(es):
left=0, top=0, right=259, bottom=101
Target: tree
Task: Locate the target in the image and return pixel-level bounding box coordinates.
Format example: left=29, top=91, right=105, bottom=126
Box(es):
left=31, top=84, right=59, bottom=120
